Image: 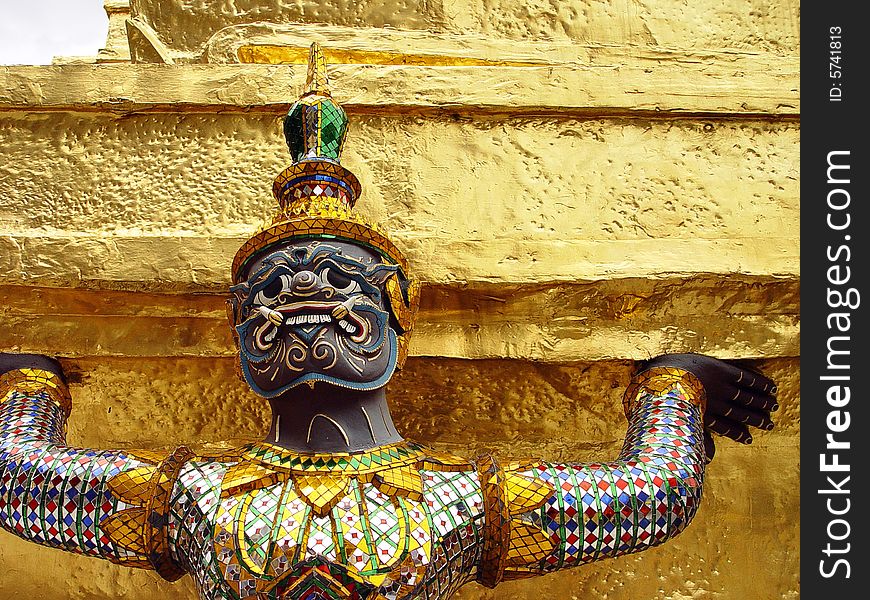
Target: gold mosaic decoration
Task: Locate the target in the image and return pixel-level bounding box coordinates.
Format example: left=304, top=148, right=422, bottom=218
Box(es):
left=502, top=461, right=558, bottom=579
left=221, top=441, right=441, bottom=517
left=476, top=455, right=509, bottom=588
left=103, top=446, right=195, bottom=579
left=0, top=368, right=71, bottom=416
left=622, top=366, right=707, bottom=416
left=473, top=456, right=555, bottom=587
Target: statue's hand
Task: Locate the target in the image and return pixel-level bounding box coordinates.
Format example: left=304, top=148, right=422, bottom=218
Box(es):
left=0, top=353, right=66, bottom=381
left=641, top=353, right=777, bottom=460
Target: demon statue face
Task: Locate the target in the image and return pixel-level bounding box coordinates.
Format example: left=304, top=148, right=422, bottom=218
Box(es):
left=229, top=240, right=402, bottom=397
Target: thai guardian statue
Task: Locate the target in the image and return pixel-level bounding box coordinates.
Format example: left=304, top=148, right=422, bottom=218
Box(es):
left=0, top=44, right=777, bottom=600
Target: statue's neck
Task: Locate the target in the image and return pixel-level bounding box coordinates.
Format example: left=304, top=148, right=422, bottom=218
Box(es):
left=266, top=384, right=402, bottom=453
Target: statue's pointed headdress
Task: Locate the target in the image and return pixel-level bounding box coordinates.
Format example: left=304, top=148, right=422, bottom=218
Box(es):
left=231, top=43, right=419, bottom=365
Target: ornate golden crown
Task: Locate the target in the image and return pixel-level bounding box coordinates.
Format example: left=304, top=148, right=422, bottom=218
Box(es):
left=231, top=43, right=420, bottom=366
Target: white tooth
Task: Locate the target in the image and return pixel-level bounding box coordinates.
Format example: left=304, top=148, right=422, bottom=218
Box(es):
left=264, top=328, right=277, bottom=342
left=321, top=315, right=330, bottom=323
left=287, top=316, right=296, bottom=325
left=308, top=315, right=318, bottom=324
left=339, top=320, right=349, bottom=331
left=348, top=325, right=358, bottom=334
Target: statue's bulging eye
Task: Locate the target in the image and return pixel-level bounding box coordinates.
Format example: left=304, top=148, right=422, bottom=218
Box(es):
left=254, top=274, right=292, bottom=306
left=321, top=267, right=361, bottom=295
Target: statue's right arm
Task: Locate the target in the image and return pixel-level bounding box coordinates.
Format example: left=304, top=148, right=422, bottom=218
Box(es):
left=0, top=354, right=158, bottom=568
left=487, top=356, right=776, bottom=584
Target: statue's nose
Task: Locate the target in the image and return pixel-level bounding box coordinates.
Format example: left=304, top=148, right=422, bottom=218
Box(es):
left=290, top=270, right=319, bottom=293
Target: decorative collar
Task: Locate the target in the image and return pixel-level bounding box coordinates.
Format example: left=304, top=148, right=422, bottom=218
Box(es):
left=241, top=440, right=426, bottom=474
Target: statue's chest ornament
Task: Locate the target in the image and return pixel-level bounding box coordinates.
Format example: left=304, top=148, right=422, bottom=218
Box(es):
left=213, top=442, right=475, bottom=599
left=101, top=443, right=556, bottom=600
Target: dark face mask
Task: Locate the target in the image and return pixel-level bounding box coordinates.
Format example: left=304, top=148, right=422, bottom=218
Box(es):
left=229, top=240, right=400, bottom=397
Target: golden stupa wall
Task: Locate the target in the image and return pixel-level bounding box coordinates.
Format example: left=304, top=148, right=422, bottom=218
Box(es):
left=0, top=1, right=798, bottom=598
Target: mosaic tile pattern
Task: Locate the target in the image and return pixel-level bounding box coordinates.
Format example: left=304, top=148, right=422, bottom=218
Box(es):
left=0, top=370, right=150, bottom=567
left=167, top=454, right=486, bottom=599
left=507, top=377, right=706, bottom=577
left=283, top=43, right=347, bottom=163
left=245, top=442, right=425, bottom=473
left=1, top=365, right=706, bottom=598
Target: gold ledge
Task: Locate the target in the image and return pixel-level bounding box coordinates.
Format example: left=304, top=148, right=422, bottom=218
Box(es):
left=0, top=61, right=799, bottom=117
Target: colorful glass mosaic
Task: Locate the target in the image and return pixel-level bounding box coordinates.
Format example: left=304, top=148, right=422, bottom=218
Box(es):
left=0, top=364, right=708, bottom=599
left=0, top=369, right=152, bottom=569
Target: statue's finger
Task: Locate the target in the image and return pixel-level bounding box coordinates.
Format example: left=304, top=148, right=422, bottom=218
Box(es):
left=707, top=416, right=753, bottom=444
left=727, top=385, right=778, bottom=412
left=730, top=364, right=777, bottom=395
left=717, top=404, right=774, bottom=431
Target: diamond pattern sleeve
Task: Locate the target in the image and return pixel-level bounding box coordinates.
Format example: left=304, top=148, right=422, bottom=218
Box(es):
left=490, top=367, right=707, bottom=581
left=0, top=368, right=158, bottom=569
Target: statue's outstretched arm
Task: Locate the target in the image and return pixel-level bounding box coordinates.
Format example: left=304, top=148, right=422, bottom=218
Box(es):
left=483, top=354, right=776, bottom=584
left=0, top=353, right=169, bottom=571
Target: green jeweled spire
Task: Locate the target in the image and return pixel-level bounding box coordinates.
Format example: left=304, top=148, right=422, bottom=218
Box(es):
left=283, top=43, right=349, bottom=163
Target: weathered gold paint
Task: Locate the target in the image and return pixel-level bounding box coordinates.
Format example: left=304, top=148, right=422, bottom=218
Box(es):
left=0, top=60, right=799, bottom=116
left=97, top=1, right=132, bottom=63
left=0, top=1, right=798, bottom=598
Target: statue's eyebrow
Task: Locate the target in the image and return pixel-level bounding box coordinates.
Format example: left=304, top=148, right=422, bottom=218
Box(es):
left=239, top=246, right=396, bottom=294
left=318, top=253, right=398, bottom=282
left=244, top=258, right=293, bottom=290
left=304, top=246, right=382, bottom=273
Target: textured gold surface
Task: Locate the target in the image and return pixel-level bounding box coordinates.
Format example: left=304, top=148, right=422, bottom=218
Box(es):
left=0, top=113, right=798, bottom=293
left=0, top=112, right=799, bottom=240
left=236, top=44, right=544, bottom=67
left=96, top=1, right=132, bottom=63
left=126, top=0, right=799, bottom=59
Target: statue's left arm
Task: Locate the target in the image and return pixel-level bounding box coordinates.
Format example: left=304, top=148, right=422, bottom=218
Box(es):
left=0, top=354, right=168, bottom=570
left=479, top=354, right=776, bottom=584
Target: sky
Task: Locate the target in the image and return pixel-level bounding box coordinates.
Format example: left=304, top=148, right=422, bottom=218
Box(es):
left=0, top=0, right=108, bottom=65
